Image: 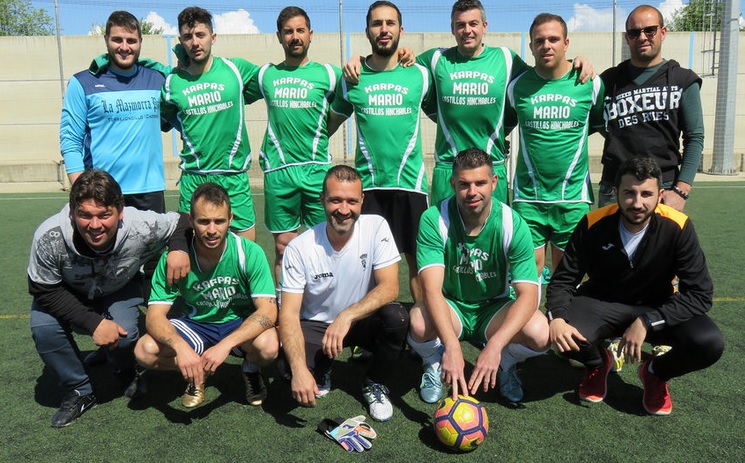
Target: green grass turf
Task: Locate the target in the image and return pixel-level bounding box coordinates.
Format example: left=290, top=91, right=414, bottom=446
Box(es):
left=1, top=184, right=744, bottom=462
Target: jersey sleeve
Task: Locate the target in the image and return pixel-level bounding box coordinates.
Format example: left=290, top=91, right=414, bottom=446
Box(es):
left=416, top=48, right=438, bottom=117
left=160, top=75, right=180, bottom=129
left=509, top=52, right=531, bottom=81
left=330, top=79, right=353, bottom=118
left=242, top=239, right=276, bottom=298
left=147, top=251, right=179, bottom=305
left=416, top=205, right=447, bottom=272
left=507, top=209, right=539, bottom=284
left=280, top=240, right=307, bottom=294
left=589, top=76, right=606, bottom=131
left=372, top=217, right=402, bottom=270
left=678, top=83, right=704, bottom=185
left=59, top=76, right=88, bottom=174
left=244, top=63, right=266, bottom=104
left=235, top=58, right=261, bottom=102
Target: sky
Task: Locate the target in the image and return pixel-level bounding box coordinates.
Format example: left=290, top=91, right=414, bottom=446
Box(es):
left=30, top=0, right=712, bottom=36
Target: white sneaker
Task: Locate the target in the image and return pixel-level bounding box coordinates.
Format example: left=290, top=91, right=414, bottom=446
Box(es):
left=362, top=381, right=393, bottom=422
left=315, top=369, right=332, bottom=398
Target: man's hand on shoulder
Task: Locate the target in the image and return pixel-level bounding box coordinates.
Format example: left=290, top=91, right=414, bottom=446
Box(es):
left=572, top=56, right=596, bottom=83
left=166, top=250, right=190, bottom=286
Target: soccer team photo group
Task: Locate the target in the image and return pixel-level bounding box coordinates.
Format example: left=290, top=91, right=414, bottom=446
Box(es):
left=14, top=0, right=737, bottom=459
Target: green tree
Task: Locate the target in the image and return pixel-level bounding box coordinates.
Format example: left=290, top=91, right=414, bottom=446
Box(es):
left=0, top=0, right=54, bottom=36
left=668, top=0, right=723, bottom=31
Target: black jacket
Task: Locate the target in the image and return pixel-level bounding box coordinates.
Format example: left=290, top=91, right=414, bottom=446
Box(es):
left=546, top=203, right=712, bottom=331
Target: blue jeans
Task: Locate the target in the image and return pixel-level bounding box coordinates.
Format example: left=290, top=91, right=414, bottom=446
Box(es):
left=30, top=280, right=143, bottom=395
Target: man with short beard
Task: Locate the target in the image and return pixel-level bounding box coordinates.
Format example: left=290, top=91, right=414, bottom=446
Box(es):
left=546, top=157, right=723, bottom=415
left=328, top=1, right=430, bottom=303
left=61, top=11, right=169, bottom=213
left=278, top=165, right=409, bottom=422
left=245, top=6, right=342, bottom=296
left=162, top=6, right=261, bottom=242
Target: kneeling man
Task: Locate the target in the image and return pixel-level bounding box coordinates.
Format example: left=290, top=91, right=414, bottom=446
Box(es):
left=278, top=165, right=409, bottom=422
left=135, top=183, right=279, bottom=407
left=408, top=148, right=549, bottom=404
left=546, top=157, right=723, bottom=415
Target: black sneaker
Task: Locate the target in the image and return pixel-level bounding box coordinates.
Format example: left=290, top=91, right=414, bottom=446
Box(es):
left=122, top=366, right=148, bottom=399
left=51, top=390, right=97, bottom=428
left=242, top=371, right=267, bottom=406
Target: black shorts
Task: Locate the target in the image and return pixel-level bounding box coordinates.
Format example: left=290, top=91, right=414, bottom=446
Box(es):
left=361, top=189, right=428, bottom=255
left=124, top=191, right=166, bottom=213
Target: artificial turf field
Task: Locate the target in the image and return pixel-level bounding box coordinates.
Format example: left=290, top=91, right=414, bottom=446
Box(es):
left=1, top=183, right=743, bottom=462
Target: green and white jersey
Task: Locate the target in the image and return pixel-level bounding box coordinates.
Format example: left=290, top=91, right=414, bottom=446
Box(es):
left=161, top=57, right=259, bottom=174
left=418, top=46, right=529, bottom=165
left=330, top=62, right=430, bottom=194
left=247, top=61, right=341, bottom=173
left=417, top=198, right=537, bottom=304
left=507, top=69, right=604, bottom=203
left=149, top=233, right=275, bottom=324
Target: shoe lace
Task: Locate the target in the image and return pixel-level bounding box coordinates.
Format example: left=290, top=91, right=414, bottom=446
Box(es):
left=185, top=383, right=198, bottom=395
left=366, top=383, right=389, bottom=404
left=421, top=369, right=439, bottom=389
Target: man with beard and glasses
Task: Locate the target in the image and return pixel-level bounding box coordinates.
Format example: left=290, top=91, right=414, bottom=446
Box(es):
left=135, top=182, right=278, bottom=409
left=278, top=165, right=409, bottom=422
left=546, top=157, right=723, bottom=416
left=598, top=5, right=704, bottom=212
left=244, top=6, right=342, bottom=299
left=162, top=6, right=260, bottom=242
left=328, top=1, right=431, bottom=303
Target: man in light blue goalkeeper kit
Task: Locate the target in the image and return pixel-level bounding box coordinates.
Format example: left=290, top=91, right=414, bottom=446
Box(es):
left=60, top=10, right=169, bottom=213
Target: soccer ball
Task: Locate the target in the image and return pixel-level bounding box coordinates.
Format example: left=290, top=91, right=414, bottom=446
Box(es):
left=433, top=395, right=489, bottom=452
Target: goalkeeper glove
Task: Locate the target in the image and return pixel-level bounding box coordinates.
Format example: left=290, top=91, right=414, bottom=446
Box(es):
left=318, top=415, right=377, bottom=452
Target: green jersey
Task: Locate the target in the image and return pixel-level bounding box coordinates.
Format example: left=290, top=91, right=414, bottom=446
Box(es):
left=331, top=62, right=430, bottom=193
left=418, top=46, right=529, bottom=165
left=507, top=69, right=604, bottom=203
left=149, top=233, right=275, bottom=324
left=247, top=61, right=341, bottom=172
left=417, top=198, right=537, bottom=304
left=161, top=57, right=259, bottom=174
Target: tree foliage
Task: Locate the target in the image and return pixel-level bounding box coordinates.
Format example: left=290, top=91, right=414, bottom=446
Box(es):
left=0, top=0, right=54, bottom=36
left=667, top=0, right=725, bottom=31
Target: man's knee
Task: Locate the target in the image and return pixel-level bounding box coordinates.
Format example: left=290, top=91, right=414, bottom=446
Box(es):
left=378, top=302, right=410, bottom=333
left=245, top=329, right=280, bottom=365
left=133, top=335, right=161, bottom=367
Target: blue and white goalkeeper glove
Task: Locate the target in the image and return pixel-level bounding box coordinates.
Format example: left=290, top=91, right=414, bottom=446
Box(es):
left=318, top=415, right=377, bottom=452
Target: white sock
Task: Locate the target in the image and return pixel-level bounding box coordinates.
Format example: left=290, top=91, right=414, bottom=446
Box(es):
left=242, top=360, right=259, bottom=374
left=407, top=334, right=443, bottom=369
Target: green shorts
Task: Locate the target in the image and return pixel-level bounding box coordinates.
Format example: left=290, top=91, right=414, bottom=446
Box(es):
left=430, top=162, right=508, bottom=206
left=446, top=296, right=514, bottom=344
left=178, top=171, right=256, bottom=232
left=264, top=163, right=329, bottom=233
left=512, top=201, right=590, bottom=250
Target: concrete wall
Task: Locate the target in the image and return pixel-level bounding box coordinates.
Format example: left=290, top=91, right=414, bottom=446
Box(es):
left=1, top=32, right=743, bottom=191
